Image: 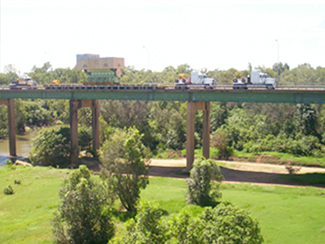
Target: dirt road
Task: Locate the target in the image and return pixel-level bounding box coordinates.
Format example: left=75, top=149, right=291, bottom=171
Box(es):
left=149, top=159, right=325, bottom=187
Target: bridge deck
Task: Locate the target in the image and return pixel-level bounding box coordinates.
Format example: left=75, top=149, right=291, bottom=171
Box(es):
left=1, top=88, right=325, bottom=104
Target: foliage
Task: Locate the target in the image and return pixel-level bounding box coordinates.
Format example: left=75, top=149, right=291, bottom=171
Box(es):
left=186, top=157, right=224, bottom=206
left=3, top=185, right=14, bottom=195
left=14, top=179, right=21, bottom=184
left=29, top=125, right=93, bottom=166
left=211, top=127, right=233, bottom=159
left=176, top=203, right=264, bottom=244
left=29, top=126, right=71, bottom=166
left=52, top=165, right=115, bottom=244
left=113, top=201, right=169, bottom=244
left=29, top=62, right=87, bottom=85
left=285, top=163, right=301, bottom=175
left=23, top=100, right=53, bottom=126
left=115, top=200, right=263, bottom=244
left=99, top=126, right=150, bottom=212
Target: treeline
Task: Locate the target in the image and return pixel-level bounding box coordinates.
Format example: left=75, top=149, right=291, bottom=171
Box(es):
left=1, top=61, right=325, bottom=85
left=1, top=62, right=325, bottom=160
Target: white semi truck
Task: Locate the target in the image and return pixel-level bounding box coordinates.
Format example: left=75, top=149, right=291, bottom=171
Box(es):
left=233, top=69, right=277, bottom=90
left=175, top=71, right=215, bottom=89
left=9, top=74, right=38, bottom=89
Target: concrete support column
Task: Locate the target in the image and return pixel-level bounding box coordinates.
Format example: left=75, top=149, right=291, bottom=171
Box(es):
left=1, top=99, right=17, bottom=157
left=186, top=101, right=210, bottom=170
left=202, top=102, right=210, bottom=159
left=70, top=100, right=79, bottom=165
left=186, top=102, right=196, bottom=171
left=91, top=100, right=99, bottom=155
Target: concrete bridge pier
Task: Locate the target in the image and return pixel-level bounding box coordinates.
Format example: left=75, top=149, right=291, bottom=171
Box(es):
left=70, top=99, right=99, bottom=166
left=186, top=101, right=210, bottom=171
left=0, top=99, right=16, bottom=157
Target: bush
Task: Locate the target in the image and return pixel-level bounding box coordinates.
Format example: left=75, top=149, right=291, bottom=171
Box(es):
left=243, top=133, right=322, bottom=157
left=181, top=203, right=264, bottom=244
left=186, top=157, right=224, bottom=206
left=116, top=202, right=264, bottom=244
left=4, top=185, right=14, bottom=195
left=113, top=201, right=168, bottom=244
left=52, top=165, right=115, bottom=244
left=29, top=126, right=71, bottom=167
left=14, top=179, right=21, bottom=185
left=211, top=127, right=233, bottom=159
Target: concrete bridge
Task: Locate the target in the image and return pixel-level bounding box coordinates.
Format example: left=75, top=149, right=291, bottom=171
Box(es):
left=1, top=88, right=325, bottom=170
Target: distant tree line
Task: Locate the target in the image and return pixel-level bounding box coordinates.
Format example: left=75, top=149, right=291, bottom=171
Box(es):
left=1, top=62, right=325, bottom=159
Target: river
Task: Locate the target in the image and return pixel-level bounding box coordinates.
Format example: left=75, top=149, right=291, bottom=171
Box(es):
left=0, top=131, right=37, bottom=166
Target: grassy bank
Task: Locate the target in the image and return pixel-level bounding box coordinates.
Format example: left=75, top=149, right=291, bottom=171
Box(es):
left=159, top=148, right=325, bottom=168
left=1, top=165, right=325, bottom=243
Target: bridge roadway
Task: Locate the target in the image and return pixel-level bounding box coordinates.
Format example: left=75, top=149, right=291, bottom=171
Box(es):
left=2, top=87, right=325, bottom=170
left=1, top=87, right=325, bottom=103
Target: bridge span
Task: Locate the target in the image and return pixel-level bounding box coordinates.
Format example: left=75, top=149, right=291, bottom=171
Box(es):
left=1, top=88, right=325, bottom=169
left=1, top=88, right=325, bottom=103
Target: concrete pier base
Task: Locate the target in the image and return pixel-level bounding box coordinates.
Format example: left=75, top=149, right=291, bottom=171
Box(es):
left=69, top=99, right=100, bottom=165
left=186, top=101, right=210, bottom=171
left=0, top=99, right=16, bottom=157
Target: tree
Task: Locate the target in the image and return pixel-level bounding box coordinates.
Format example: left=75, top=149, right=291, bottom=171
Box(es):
left=115, top=202, right=264, bottom=244
left=99, top=127, right=150, bottom=212
left=186, top=157, right=224, bottom=206
left=52, top=165, right=115, bottom=244
left=29, top=126, right=71, bottom=167
left=170, top=203, right=264, bottom=244
left=211, top=126, right=233, bottom=160
left=114, top=201, right=168, bottom=244
left=29, top=126, right=92, bottom=167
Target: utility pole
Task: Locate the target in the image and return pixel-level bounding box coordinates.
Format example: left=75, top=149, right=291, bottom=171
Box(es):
left=143, top=46, right=150, bottom=83
left=276, top=39, right=279, bottom=82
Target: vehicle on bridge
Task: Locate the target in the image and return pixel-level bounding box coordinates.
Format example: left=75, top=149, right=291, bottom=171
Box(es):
left=233, top=69, right=277, bottom=90
left=43, top=54, right=216, bottom=91
left=175, top=71, right=215, bottom=89
left=9, top=74, right=38, bottom=89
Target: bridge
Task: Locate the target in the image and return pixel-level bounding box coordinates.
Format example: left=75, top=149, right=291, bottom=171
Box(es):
left=1, top=88, right=325, bottom=170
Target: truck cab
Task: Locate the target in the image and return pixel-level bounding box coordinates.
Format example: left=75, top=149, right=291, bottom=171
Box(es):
left=190, top=71, right=215, bottom=86
left=10, top=74, right=38, bottom=89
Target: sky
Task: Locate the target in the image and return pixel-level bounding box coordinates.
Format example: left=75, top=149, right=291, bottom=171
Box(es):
left=0, top=0, right=325, bottom=74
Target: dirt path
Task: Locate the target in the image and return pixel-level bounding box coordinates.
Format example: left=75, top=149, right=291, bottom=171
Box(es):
left=83, top=158, right=325, bottom=187
left=149, top=159, right=325, bottom=187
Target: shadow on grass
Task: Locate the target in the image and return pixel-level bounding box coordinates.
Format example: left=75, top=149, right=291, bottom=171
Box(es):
left=148, top=165, right=325, bottom=188
left=111, top=207, right=169, bottom=222
left=111, top=209, right=136, bottom=222
left=278, top=173, right=325, bottom=187
left=149, top=166, right=189, bottom=179
left=220, top=167, right=325, bottom=187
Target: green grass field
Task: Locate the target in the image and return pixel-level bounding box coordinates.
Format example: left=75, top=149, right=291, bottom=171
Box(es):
left=1, top=165, right=325, bottom=244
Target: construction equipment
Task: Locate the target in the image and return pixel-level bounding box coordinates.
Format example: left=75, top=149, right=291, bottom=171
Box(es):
left=52, top=79, right=60, bottom=86
left=76, top=54, right=124, bottom=85
left=233, top=69, right=277, bottom=90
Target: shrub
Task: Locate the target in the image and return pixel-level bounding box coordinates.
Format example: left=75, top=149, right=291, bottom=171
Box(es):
left=52, top=165, right=115, bottom=244
left=184, top=203, right=264, bottom=244
left=4, top=185, right=14, bottom=195
left=211, top=127, right=233, bottom=159
left=114, top=201, right=169, bottom=244
left=285, top=163, right=301, bottom=174
left=29, top=126, right=71, bottom=167
left=14, top=179, right=21, bottom=185
left=186, top=157, right=224, bottom=206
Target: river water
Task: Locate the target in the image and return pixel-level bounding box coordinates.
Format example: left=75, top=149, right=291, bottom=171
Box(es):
left=0, top=131, right=37, bottom=166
